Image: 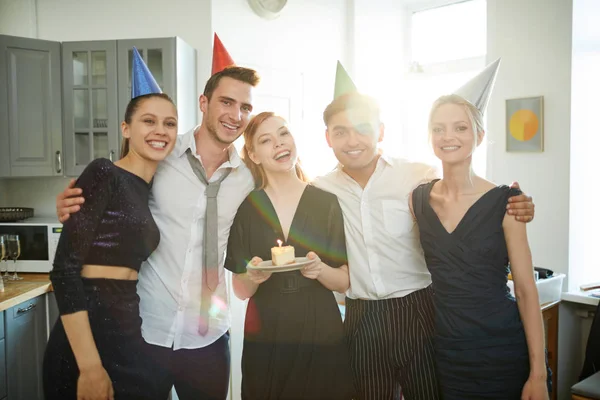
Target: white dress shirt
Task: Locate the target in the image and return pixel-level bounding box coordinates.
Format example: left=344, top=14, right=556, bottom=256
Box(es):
left=313, top=154, right=439, bottom=300
left=137, top=128, right=254, bottom=350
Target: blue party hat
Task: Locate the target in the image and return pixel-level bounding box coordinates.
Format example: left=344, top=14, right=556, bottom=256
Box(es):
left=131, top=47, right=162, bottom=98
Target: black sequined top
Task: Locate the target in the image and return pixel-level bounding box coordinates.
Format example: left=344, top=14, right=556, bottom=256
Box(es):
left=50, top=158, right=160, bottom=315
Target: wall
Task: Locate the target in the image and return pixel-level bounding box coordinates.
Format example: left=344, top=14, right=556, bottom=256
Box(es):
left=211, top=0, right=348, bottom=178
left=0, top=180, right=7, bottom=206
left=487, top=2, right=573, bottom=396
left=0, top=0, right=38, bottom=37
left=568, top=0, right=600, bottom=292
left=0, top=177, right=72, bottom=217
left=486, top=0, right=572, bottom=278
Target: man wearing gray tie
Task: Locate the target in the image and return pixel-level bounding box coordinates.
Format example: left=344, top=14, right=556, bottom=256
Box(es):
left=55, top=56, right=260, bottom=400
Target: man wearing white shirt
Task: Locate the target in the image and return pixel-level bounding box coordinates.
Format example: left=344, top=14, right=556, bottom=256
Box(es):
left=56, top=64, right=260, bottom=400
left=312, top=90, right=535, bottom=400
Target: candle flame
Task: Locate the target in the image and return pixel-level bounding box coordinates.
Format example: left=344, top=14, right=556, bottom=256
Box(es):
left=277, top=239, right=282, bottom=247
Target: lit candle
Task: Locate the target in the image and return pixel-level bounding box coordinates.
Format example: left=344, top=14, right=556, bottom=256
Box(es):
left=271, top=238, right=295, bottom=266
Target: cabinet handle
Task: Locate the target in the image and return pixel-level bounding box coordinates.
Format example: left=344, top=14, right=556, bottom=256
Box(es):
left=55, top=151, right=62, bottom=174
left=109, top=150, right=115, bottom=162
left=16, top=303, right=36, bottom=315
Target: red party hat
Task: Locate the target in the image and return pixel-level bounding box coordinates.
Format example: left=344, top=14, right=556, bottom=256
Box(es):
left=212, top=33, right=235, bottom=75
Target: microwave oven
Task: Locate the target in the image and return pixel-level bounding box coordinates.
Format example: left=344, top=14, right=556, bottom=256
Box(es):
left=0, top=218, right=62, bottom=273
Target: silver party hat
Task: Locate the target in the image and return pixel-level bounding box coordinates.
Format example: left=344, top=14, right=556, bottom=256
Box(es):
left=452, top=58, right=501, bottom=114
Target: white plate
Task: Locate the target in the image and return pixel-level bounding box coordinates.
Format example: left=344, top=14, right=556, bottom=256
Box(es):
left=247, top=257, right=312, bottom=273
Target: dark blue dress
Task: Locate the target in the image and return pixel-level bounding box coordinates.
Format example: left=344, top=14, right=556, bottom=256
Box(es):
left=412, top=180, right=550, bottom=399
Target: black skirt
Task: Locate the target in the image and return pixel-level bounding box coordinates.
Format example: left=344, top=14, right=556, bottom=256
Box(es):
left=43, top=278, right=157, bottom=400
left=242, top=273, right=355, bottom=400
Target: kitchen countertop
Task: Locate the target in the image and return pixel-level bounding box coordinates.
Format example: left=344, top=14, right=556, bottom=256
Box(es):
left=562, top=289, right=600, bottom=307
left=0, top=273, right=52, bottom=312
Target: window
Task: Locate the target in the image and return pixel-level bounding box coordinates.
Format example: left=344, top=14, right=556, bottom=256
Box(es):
left=411, top=0, right=486, bottom=65
left=357, top=0, right=488, bottom=175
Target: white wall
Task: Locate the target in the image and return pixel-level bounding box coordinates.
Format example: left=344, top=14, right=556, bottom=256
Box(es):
left=211, top=0, right=348, bottom=178
left=0, top=0, right=38, bottom=37
left=568, top=0, right=600, bottom=292
left=0, top=177, right=71, bottom=217
left=486, top=0, right=572, bottom=280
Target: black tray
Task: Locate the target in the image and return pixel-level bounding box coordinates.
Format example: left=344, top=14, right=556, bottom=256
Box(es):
left=0, top=208, right=34, bottom=222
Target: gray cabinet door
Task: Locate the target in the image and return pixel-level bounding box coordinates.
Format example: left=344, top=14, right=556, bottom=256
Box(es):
left=5, top=295, right=47, bottom=400
left=0, top=338, right=6, bottom=400
left=0, top=310, right=5, bottom=400
left=0, top=35, right=63, bottom=177
left=46, top=291, right=59, bottom=336
left=62, top=41, right=119, bottom=176
left=116, top=38, right=176, bottom=118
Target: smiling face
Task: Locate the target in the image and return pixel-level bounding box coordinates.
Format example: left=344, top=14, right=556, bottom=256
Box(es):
left=325, top=105, right=384, bottom=172
left=429, top=97, right=484, bottom=165
left=199, top=76, right=254, bottom=145
left=121, top=95, right=178, bottom=161
left=248, top=115, right=298, bottom=174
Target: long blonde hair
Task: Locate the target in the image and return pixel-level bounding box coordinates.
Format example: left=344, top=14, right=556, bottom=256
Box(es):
left=242, top=112, right=309, bottom=190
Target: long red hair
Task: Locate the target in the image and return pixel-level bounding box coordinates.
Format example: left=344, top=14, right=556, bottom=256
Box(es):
left=242, top=112, right=309, bottom=190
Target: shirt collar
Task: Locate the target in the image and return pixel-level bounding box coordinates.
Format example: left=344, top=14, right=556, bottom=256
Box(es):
left=176, top=126, right=243, bottom=169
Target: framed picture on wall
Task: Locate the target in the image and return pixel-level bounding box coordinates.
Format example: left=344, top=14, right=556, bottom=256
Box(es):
left=506, top=96, right=544, bottom=152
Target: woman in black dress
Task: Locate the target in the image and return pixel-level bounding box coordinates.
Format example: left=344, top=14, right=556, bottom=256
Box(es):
left=43, top=50, right=177, bottom=400
left=224, top=111, right=355, bottom=400
left=409, top=91, right=551, bottom=399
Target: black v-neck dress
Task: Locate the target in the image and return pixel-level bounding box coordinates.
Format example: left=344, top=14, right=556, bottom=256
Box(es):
left=412, top=180, right=551, bottom=399
left=225, top=185, right=355, bottom=400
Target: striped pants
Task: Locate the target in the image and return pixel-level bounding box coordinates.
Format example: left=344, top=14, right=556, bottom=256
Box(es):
left=344, top=286, right=441, bottom=400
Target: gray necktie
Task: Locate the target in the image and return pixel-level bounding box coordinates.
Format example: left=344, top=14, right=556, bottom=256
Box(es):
left=186, top=149, right=231, bottom=335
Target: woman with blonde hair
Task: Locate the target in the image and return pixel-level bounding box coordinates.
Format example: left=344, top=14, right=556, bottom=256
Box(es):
left=410, top=60, right=551, bottom=399
left=224, top=112, right=355, bottom=400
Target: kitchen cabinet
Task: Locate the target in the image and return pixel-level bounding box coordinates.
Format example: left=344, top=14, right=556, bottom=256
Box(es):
left=0, top=35, right=63, bottom=178
left=46, top=291, right=59, bottom=335
left=1, top=35, right=197, bottom=178
left=5, top=294, right=47, bottom=400
left=0, top=311, right=6, bottom=400
left=116, top=38, right=197, bottom=139
left=61, top=41, right=119, bottom=176
left=62, top=37, right=197, bottom=176
left=542, top=301, right=559, bottom=400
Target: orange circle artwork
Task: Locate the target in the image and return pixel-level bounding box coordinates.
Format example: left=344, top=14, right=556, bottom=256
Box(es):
left=509, top=110, right=539, bottom=141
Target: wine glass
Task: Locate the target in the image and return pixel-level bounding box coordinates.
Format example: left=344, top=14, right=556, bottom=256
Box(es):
left=0, top=235, right=9, bottom=280
left=6, top=235, right=22, bottom=281
left=0, top=235, right=6, bottom=278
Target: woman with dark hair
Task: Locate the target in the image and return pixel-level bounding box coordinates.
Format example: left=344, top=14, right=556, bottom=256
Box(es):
left=43, top=49, right=178, bottom=400
left=225, top=112, right=355, bottom=400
